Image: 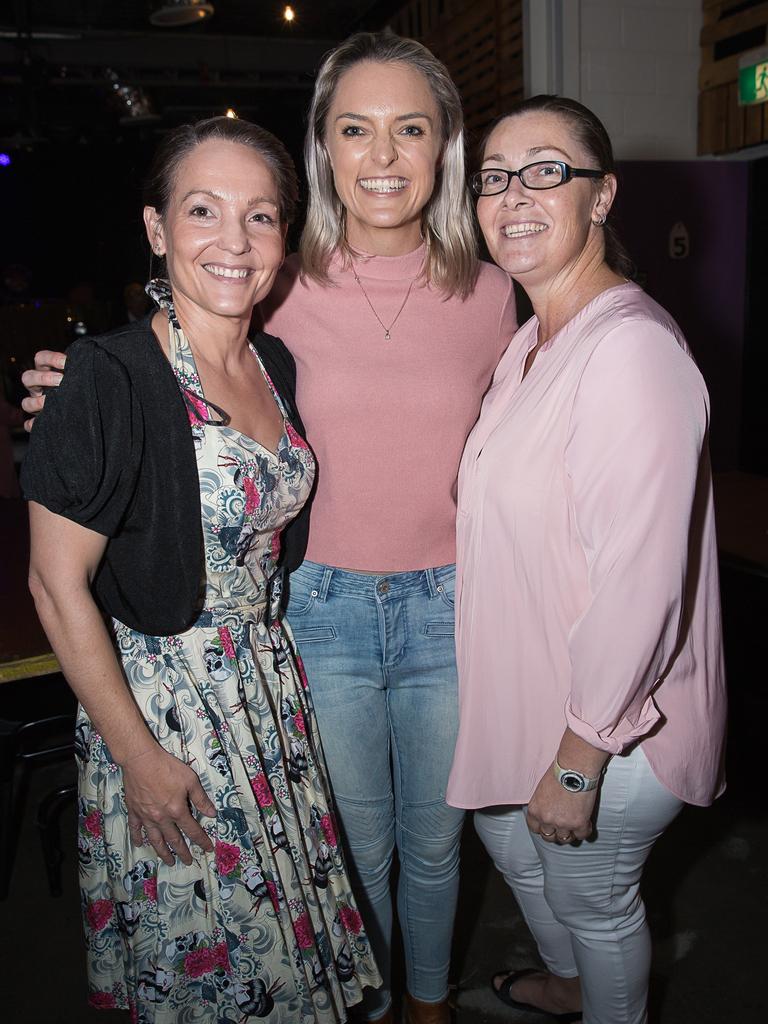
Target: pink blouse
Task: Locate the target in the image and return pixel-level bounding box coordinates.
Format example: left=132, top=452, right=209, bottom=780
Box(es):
left=447, top=284, right=727, bottom=809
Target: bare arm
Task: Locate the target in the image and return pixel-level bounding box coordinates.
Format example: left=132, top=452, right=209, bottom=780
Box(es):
left=28, top=501, right=215, bottom=864
left=20, top=350, right=67, bottom=430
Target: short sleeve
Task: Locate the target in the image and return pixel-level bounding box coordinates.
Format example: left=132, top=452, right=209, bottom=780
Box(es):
left=21, top=339, right=143, bottom=537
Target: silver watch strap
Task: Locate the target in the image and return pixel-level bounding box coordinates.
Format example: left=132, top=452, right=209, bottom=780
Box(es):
left=552, top=758, right=602, bottom=792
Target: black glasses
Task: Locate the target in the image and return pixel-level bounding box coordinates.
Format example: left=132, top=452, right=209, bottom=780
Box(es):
left=471, top=161, right=604, bottom=196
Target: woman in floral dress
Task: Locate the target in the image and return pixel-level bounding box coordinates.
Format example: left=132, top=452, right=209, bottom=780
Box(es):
left=21, top=117, right=379, bottom=1022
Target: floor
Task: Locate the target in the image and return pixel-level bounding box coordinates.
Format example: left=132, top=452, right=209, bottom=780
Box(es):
left=1, top=565, right=766, bottom=1023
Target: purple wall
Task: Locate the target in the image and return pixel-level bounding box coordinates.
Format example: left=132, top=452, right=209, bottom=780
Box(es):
left=614, top=161, right=750, bottom=471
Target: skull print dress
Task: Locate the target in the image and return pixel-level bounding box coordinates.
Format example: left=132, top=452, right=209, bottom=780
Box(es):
left=74, top=309, right=380, bottom=1022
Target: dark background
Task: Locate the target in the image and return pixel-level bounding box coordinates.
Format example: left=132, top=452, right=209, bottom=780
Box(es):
left=0, top=1, right=406, bottom=361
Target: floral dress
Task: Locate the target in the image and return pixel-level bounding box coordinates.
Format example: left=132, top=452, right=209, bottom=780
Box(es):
left=76, top=309, right=380, bottom=1022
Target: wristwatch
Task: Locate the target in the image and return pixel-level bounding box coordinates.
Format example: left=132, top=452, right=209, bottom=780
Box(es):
left=552, top=759, right=602, bottom=793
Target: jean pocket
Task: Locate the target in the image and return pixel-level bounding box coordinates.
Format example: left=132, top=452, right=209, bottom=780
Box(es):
left=423, top=621, right=455, bottom=638
left=289, top=625, right=337, bottom=644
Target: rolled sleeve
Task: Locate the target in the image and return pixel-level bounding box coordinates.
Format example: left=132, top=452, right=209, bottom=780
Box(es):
left=563, top=321, right=709, bottom=754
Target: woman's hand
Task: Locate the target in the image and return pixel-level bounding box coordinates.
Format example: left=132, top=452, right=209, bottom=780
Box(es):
left=526, top=767, right=597, bottom=844
left=21, top=350, right=67, bottom=430
left=122, top=746, right=217, bottom=866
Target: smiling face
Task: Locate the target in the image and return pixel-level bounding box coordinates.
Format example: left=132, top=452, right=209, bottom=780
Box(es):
left=323, top=60, right=444, bottom=253
left=476, top=111, right=616, bottom=286
left=143, top=138, right=286, bottom=321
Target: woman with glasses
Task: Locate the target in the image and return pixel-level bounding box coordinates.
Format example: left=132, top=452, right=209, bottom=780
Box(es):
left=447, top=95, right=727, bottom=1024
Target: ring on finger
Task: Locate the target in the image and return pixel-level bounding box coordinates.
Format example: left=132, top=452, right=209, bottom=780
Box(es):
left=540, top=828, right=556, bottom=838
left=557, top=832, right=573, bottom=842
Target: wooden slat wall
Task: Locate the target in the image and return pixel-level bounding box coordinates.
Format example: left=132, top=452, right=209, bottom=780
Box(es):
left=388, top=0, right=524, bottom=135
left=699, top=0, right=768, bottom=153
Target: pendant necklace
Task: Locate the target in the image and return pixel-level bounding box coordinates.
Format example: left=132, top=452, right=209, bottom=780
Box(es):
left=351, top=265, right=417, bottom=340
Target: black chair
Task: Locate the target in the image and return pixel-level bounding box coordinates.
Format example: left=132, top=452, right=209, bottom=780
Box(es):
left=0, top=673, right=76, bottom=900
left=37, top=780, right=78, bottom=897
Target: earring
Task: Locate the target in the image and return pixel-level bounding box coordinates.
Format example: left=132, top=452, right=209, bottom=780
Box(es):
left=592, top=214, right=606, bottom=226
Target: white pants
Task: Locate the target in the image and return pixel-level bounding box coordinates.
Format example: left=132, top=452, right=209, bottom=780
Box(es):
left=474, top=745, right=683, bottom=1024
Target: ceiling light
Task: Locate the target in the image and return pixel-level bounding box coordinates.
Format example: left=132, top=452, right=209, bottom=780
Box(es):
left=225, top=108, right=237, bottom=119
left=106, top=70, right=160, bottom=125
left=283, top=6, right=296, bottom=22
left=150, top=1, right=214, bottom=27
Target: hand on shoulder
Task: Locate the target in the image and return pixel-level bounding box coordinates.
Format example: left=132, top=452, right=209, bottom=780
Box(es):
left=21, top=349, right=67, bottom=430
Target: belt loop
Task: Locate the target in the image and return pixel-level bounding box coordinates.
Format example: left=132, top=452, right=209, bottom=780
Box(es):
left=317, top=565, right=334, bottom=602
left=424, top=567, right=439, bottom=598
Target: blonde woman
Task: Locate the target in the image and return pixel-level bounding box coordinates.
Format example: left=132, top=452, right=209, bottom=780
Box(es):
left=259, top=32, right=515, bottom=1024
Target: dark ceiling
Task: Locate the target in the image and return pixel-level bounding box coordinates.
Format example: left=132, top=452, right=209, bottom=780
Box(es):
left=0, top=0, right=406, bottom=146
left=12, top=1, right=391, bottom=39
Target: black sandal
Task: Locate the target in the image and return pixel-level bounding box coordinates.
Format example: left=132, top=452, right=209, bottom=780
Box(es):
left=491, top=968, right=582, bottom=1022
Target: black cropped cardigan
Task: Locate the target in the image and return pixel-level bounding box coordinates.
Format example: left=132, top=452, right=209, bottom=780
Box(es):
left=21, top=315, right=311, bottom=636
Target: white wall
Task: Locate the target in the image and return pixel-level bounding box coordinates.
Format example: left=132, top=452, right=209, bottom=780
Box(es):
left=525, top=0, right=703, bottom=160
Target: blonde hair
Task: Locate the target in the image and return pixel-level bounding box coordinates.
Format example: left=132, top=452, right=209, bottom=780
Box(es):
left=300, top=30, right=478, bottom=299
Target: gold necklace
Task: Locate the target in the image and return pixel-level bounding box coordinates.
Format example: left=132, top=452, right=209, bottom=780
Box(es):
left=351, top=265, right=418, bottom=340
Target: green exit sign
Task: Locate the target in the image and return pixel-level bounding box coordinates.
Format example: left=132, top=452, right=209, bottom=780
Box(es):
left=739, top=47, right=768, bottom=106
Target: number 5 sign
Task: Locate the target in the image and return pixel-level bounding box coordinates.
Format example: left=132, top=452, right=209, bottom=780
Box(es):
left=669, top=222, right=689, bottom=260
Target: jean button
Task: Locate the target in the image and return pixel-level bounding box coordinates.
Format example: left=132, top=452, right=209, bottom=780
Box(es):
left=377, top=579, right=390, bottom=595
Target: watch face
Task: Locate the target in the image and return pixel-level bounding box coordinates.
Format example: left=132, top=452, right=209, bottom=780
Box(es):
left=560, top=771, right=586, bottom=793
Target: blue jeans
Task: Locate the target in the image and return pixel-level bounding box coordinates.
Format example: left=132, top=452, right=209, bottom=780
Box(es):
left=285, top=560, right=465, bottom=1018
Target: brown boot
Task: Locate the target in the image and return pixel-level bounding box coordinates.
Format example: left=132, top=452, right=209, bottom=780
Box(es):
left=403, top=993, right=451, bottom=1024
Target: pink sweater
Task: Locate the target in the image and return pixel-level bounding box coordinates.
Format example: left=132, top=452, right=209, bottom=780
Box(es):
left=259, top=245, right=517, bottom=571
left=447, top=284, right=727, bottom=809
